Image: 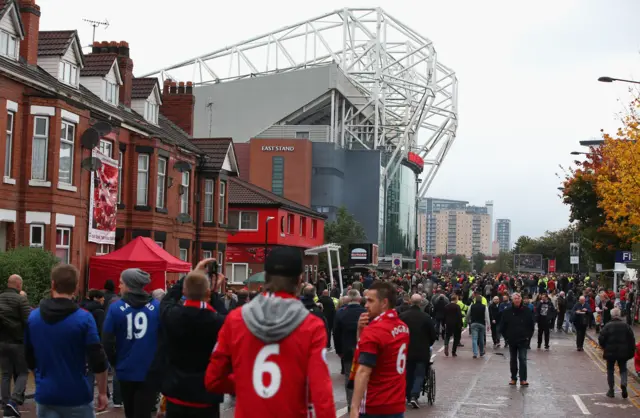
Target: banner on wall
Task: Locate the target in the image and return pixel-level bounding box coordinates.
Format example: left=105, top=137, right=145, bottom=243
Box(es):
left=432, top=257, right=442, bottom=271
left=88, top=150, right=119, bottom=244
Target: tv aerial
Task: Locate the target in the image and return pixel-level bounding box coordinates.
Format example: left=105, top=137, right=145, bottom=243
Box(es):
left=83, top=18, right=110, bottom=45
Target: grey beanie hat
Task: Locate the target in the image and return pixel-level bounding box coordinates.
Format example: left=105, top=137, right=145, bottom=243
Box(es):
left=121, top=268, right=151, bottom=290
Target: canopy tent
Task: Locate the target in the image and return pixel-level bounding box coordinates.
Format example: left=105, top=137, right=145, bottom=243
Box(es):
left=305, top=243, right=343, bottom=294
left=88, top=237, right=191, bottom=291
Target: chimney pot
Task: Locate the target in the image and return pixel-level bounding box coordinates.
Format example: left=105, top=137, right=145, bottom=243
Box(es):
left=160, top=78, right=196, bottom=135
left=170, top=82, right=177, bottom=94
left=178, top=81, right=185, bottom=94
left=163, top=79, right=171, bottom=94
left=186, top=81, right=193, bottom=94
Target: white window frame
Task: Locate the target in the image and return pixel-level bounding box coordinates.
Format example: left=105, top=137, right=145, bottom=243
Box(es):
left=31, top=116, right=49, bottom=181
left=59, top=61, right=78, bottom=86
left=29, top=224, right=44, bottom=248
left=240, top=211, right=258, bottom=231
left=180, top=171, right=190, bottom=214
left=217, top=251, right=224, bottom=266
left=96, top=244, right=110, bottom=255
left=4, top=111, right=14, bottom=177
left=218, top=181, right=226, bottom=224
left=145, top=101, right=159, bottom=124
left=0, top=31, right=18, bottom=60
left=179, top=248, right=188, bottom=261
left=136, top=154, right=149, bottom=206
left=117, top=152, right=123, bottom=204
left=55, top=227, right=71, bottom=264
left=156, top=157, right=167, bottom=209
left=98, top=139, right=113, bottom=158
left=203, top=250, right=213, bottom=259
left=204, top=179, right=214, bottom=223
left=104, top=80, right=118, bottom=105
left=59, top=121, right=75, bottom=185
left=229, top=263, right=248, bottom=284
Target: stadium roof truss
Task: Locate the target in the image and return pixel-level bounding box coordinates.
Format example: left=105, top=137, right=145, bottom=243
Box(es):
left=142, top=8, right=458, bottom=197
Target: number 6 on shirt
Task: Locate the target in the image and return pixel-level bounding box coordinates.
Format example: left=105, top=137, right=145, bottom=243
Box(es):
left=396, top=343, right=406, bottom=374
left=253, top=344, right=282, bottom=398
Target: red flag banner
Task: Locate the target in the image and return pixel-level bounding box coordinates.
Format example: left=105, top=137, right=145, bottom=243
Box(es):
left=548, top=259, right=556, bottom=273
left=433, top=257, right=442, bottom=271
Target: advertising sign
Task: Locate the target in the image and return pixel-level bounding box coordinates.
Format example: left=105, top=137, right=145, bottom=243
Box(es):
left=88, top=150, right=119, bottom=244
left=407, top=152, right=425, bottom=169
left=348, top=243, right=379, bottom=266
left=548, top=259, right=556, bottom=273
left=392, top=253, right=403, bottom=269
left=570, top=243, right=580, bottom=265
left=432, top=257, right=442, bottom=271
left=616, top=251, right=634, bottom=263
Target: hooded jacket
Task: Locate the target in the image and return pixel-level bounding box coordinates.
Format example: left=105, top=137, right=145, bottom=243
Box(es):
left=25, top=298, right=108, bottom=407
left=205, top=293, right=335, bottom=418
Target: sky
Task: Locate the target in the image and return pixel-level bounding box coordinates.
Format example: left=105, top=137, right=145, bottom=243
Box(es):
left=37, top=0, right=640, bottom=242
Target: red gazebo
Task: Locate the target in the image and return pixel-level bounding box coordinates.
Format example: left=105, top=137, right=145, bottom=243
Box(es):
left=88, top=237, right=191, bottom=291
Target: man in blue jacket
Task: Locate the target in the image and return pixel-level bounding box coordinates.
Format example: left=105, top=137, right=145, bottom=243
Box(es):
left=25, top=264, right=109, bottom=416
left=103, top=268, right=160, bottom=418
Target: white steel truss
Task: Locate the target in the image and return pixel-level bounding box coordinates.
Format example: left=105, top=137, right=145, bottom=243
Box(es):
left=142, top=8, right=458, bottom=197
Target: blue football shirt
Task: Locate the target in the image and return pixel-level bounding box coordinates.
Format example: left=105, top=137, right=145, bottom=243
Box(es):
left=103, top=298, right=160, bottom=381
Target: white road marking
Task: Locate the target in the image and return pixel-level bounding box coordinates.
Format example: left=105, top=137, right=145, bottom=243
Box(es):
left=438, top=345, right=445, bottom=352
left=336, top=406, right=349, bottom=417
left=465, top=402, right=506, bottom=407
left=593, top=402, right=633, bottom=409
left=572, top=395, right=591, bottom=415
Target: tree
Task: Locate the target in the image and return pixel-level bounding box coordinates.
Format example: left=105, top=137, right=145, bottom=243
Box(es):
left=321, top=206, right=367, bottom=272
left=0, top=247, right=59, bottom=306
left=472, top=253, right=486, bottom=272
left=451, top=255, right=471, bottom=272
left=483, top=251, right=513, bottom=273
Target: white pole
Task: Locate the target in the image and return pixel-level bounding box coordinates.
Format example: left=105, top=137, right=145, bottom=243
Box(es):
left=327, top=247, right=334, bottom=289
left=614, top=272, right=618, bottom=295
left=336, top=248, right=344, bottom=295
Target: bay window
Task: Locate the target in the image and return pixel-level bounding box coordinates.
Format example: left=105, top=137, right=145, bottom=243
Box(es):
left=204, top=179, right=214, bottom=222
left=218, top=181, right=226, bottom=224
left=59, top=121, right=75, bottom=185
left=0, top=31, right=18, bottom=59
left=4, top=111, right=13, bottom=177
left=136, top=154, right=149, bottom=206
left=180, top=171, right=190, bottom=214
left=117, top=152, right=124, bottom=204
left=31, top=116, right=49, bottom=181
left=156, top=158, right=167, bottom=209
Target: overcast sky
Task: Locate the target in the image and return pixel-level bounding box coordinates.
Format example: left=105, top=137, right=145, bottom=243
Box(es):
left=39, top=0, right=640, bottom=242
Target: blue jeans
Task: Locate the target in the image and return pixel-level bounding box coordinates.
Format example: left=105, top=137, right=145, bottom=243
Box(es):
left=405, top=361, right=426, bottom=399
left=37, top=402, right=95, bottom=418
left=470, top=323, right=486, bottom=356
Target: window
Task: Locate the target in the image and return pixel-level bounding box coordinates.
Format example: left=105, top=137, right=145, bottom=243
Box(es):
left=217, top=251, right=224, bottom=266
left=311, top=219, right=317, bottom=239
left=203, top=250, right=212, bottom=259
left=300, top=217, right=306, bottom=236
left=4, top=111, right=13, bottom=177
left=31, top=116, right=49, bottom=181
left=272, top=156, right=284, bottom=196
left=96, top=244, right=110, bottom=255
left=204, top=179, right=214, bottom=223
left=226, top=263, right=248, bottom=284
left=104, top=80, right=118, bottom=105
left=59, top=61, right=78, bottom=86
left=228, top=211, right=258, bottom=231
left=179, top=248, right=188, bottom=262
left=287, top=214, right=294, bottom=234
left=29, top=225, right=44, bottom=248
left=56, top=228, right=71, bottom=264
left=59, top=121, right=75, bottom=185
left=156, top=158, right=167, bottom=209
left=136, top=154, right=149, bottom=205
left=98, top=140, right=113, bottom=158
left=155, top=241, right=164, bottom=249
left=295, top=131, right=309, bottom=139
left=117, top=152, right=124, bottom=204
left=0, top=31, right=18, bottom=59
left=180, top=171, right=190, bottom=214
left=145, top=101, right=159, bottom=124
left=218, top=181, right=226, bottom=224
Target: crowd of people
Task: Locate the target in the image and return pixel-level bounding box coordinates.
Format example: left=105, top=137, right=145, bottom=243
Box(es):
left=0, top=258, right=640, bottom=417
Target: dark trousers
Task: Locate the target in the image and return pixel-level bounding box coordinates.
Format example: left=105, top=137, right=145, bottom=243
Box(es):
left=509, top=341, right=528, bottom=382
left=435, top=318, right=445, bottom=339
left=166, top=401, right=220, bottom=418
left=537, top=322, right=550, bottom=347
left=0, top=342, right=28, bottom=405
left=445, top=327, right=461, bottom=354
left=119, top=380, right=155, bottom=418
left=405, top=361, right=426, bottom=400
left=490, top=323, right=500, bottom=345
left=342, top=354, right=354, bottom=411
left=606, top=358, right=628, bottom=389
left=575, top=326, right=587, bottom=349
left=557, top=310, right=565, bottom=330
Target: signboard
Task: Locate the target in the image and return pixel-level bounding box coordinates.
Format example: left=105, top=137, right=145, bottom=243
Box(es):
left=392, top=253, right=403, bottom=269
left=88, top=150, right=119, bottom=244
left=514, top=254, right=543, bottom=270
left=407, top=152, right=424, bottom=170
left=261, top=146, right=295, bottom=152
left=616, top=251, right=634, bottom=263
left=432, top=257, right=442, bottom=271
left=570, top=243, right=579, bottom=265
left=548, top=259, right=556, bottom=273
left=348, top=243, right=379, bottom=266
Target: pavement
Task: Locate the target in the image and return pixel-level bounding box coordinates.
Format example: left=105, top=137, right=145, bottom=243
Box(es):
left=9, top=327, right=640, bottom=417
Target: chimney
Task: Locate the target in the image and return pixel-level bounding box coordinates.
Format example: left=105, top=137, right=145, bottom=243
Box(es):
left=161, top=80, right=195, bottom=136
left=18, top=0, right=41, bottom=66
left=115, top=41, right=133, bottom=107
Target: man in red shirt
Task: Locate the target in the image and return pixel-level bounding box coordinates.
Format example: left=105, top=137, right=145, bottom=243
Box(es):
left=350, top=281, right=409, bottom=418
left=205, top=247, right=335, bottom=418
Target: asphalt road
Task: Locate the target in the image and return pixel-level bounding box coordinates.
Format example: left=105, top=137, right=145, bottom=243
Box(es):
left=13, top=328, right=640, bottom=417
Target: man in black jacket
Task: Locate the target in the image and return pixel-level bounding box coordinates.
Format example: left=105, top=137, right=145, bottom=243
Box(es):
left=499, top=293, right=535, bottom=386
left=333, top=289, right=366, bottom=411
left=535, top=293, right=556, bottom=350
left=149, top=259, right=227, bottom=418
left=0, top=274, right=30, bottom=416
left=319, top=289, right=336, bottom=348
left=598, top=308, right=636, bottom=399
left=443, top=295, right=463, bottom=357
left=301, top=285, right=328, bottom=340
left=489, top=296, right=502, bottom=348
left=399, top=294, right=436, bottom=409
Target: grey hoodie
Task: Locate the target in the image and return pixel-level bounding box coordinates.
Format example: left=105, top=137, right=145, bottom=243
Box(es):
left=242, top=294, right=310, bottom=343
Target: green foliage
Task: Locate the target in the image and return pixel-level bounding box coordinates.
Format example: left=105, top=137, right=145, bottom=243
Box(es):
left=0, top=247, right=59, bottom=306
left=451, top=254, right=471, bottom=272
left=483, top=251, right=514, bottom=273
left=321, top=207, right=367, bottom=271
left=472, top=252, right=486, bottom=272
left=513, top=227, right=590, bottom=272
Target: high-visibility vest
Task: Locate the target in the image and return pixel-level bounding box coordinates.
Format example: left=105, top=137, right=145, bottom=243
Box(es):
left=469, top=276, right=475, bottom=283
left=332, top=297, right=339, bottom=308
left=457, top=300, right=468, bottom=326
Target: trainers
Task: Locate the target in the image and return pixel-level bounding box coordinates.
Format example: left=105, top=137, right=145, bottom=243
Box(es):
left=4, top=401, right=20, bottom=417
left=409, top=398, right=420, bottom=409
left=606, top=389, right=614, bottom=398
left=622, top=385, right=628, bottom=399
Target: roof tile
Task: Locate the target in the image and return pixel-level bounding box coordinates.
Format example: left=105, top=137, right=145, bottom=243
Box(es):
left=38, top=30, right=76, bottom=56
left=190, top=138, right=232, bottom=171
left=80, top=53, right=117, bottom=77
left=132, top=78, right=158, bottom=100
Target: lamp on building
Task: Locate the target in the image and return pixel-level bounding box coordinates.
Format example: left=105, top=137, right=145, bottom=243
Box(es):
left=264, top=216, right=275, bottom=269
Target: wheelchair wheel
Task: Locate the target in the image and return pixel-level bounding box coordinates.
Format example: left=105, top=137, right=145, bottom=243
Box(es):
left=427, top=368, right=436, bottom=405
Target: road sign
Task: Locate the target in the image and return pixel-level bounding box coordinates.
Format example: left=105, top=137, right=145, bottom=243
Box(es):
left=615, top=251, right=633, bottom=263
left=392, top=253, right=402, bottom=269
left=570, top=256, right=579, bottom=265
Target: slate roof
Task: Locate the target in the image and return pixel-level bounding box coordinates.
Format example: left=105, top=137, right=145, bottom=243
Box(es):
left=190, top=138, right=232, bottom=171
left=132, top=78, right=158, bottom=100
left=80, top=53, right=117, bottom=77
left=228, top=177, right=325, bottom=219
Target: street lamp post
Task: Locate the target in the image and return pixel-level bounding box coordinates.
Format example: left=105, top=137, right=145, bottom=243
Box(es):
left=598, top=76, right=640, bottom=85
left=264, top=216, right=275, bottom=270
left=570, top=151, right=588, bottom=156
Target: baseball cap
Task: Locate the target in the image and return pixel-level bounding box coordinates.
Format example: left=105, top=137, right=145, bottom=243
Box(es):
left=265, top=246, right=304, bottom=277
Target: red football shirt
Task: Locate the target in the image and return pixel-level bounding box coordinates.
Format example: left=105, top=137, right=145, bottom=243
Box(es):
left=356, top=310, right=410, bottom=415
left=205, top=297, right=335, bottom=418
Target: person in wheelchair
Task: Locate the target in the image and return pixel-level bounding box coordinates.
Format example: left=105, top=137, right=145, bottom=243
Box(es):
left=399, top=294, right=437, bottom=409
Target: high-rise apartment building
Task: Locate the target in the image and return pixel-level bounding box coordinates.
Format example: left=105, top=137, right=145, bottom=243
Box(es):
left=496, top=219, right=512, bottom=252
left=419, top=198, right=468, bottom=255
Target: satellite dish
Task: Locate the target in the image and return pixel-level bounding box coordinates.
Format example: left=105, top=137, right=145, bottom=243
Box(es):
left=92, top=121, right=113, bottom=136
left=80, top=128, right=100, bottom=149
left=81, top=157, right=103, bottom=172
left=173, top=161, right=191, bottom=172
left=176, top=213, right=192, bottom=223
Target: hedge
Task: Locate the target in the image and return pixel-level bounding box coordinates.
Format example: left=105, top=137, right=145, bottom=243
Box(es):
left=0, top=247, right=60, bottom=306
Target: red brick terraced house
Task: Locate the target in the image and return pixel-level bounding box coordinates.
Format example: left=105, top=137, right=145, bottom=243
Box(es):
left=0, top=0, right=239, bottom=290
